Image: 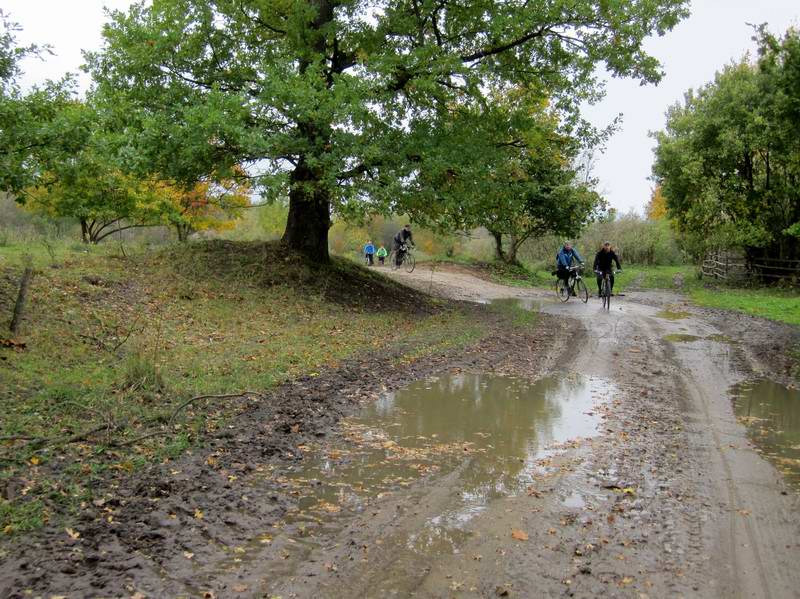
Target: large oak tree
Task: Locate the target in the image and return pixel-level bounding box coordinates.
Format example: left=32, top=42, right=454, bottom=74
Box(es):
left=88, top=0, right=689, bottom=260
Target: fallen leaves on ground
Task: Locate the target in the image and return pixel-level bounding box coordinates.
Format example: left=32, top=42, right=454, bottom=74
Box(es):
left=511, top=529, right=529, bottom=541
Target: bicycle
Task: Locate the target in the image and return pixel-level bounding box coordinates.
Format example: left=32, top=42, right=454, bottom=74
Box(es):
left=389, top=244, right=416, bottom=273
left=596, top=269, right=621, bottom=311
left=555, top=265, right=588, bottom=303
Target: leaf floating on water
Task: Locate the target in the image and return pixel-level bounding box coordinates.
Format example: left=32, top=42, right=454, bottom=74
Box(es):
left=194, top=508, right=204, bottom=520
left=317, top=501, right=341, bottom=513
left=511, top=529, right=528, bottom=541
left=183, top=551, right=194, bottom=560
left=232, top=584, right=248, bottom=593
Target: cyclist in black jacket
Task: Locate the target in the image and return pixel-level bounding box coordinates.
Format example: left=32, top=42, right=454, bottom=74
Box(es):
left=393, top=224, right=414, bottom=266
left=593, top=242, right=622, bottom=296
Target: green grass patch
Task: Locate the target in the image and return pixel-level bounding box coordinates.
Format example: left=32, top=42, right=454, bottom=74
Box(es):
left=689, top=287, right=800, bottom=326
left=611, top=265, right=699, bottom=292
left=0, top=497, right=46, bottom=535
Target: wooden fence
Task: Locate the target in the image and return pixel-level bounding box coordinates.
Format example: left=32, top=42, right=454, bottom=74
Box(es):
left=702, top=250, right=800, bottom=284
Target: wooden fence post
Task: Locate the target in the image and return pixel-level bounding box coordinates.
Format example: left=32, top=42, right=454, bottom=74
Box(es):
left=9, top=261, right=35, bottom=337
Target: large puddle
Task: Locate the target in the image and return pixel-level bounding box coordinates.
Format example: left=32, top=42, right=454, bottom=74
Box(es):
left=205, top=373, right=613, bottom=593
left=285, top=373, right=609, bottom=522
left=732, top=380, right=800, bottom=489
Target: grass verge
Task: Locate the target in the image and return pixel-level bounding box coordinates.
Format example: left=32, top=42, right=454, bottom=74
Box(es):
left=689, top=287, right=800, bottom=326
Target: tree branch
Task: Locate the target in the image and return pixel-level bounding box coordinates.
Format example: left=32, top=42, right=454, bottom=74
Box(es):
left=93, top=223, right=158, bottom=243
left=460, top=26, right=550, bottom=62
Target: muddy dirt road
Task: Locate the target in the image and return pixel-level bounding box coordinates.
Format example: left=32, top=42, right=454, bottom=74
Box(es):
left=3, top=265, right=799, bottom=598
left=303, top=265, right=799, bottom=599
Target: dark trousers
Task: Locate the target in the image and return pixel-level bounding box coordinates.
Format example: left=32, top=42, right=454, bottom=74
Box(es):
left=366, top=253, right=374, bottom=265
left=597, top=272, right=614, bottom=294
left=378, top=256, right=385, bottom=265
left=394, top=243, right=404, bottom=265
left=557, top=267, right=571, bottom=286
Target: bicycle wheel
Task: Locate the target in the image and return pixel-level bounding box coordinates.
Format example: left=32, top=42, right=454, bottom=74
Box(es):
left=575, top=278, right=589, bottom=303
left=604, top=278, right=611, bottom=310
left=556, top=279, right=569, bottom=302
left=404, top=253, right=415, bottom=273
left=389, top=251, right=398, bottom=270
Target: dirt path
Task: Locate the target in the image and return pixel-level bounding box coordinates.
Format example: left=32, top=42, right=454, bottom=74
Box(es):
left=286, top=265, right=799, bottom=598
left=3, top=266, right=799, bottom=598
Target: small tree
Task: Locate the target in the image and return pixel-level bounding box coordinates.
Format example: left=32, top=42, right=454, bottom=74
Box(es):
left=403, top=88, right=603, bottom=264
left=163, top=172, right=251, bottom=241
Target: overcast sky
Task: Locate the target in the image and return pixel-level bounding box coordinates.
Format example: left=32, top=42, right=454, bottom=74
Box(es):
left=5, top=1, right=800, bottom=215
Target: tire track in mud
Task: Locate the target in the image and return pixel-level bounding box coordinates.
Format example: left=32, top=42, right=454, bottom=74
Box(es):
left=680, top=371, right=771, bottom=599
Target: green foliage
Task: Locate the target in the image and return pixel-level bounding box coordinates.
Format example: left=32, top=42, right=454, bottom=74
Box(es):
left=256, top=202, right=289, bottom=240
left=522, top=212, right=685, bottom=266
left=652, top=27, right=800, bottom=262
left=0, top=12, right=83, bottom=195
left=408, top=90, right=606, bottom=264
left=86, top=0, right=690, bottom=257
left=18, top=101, right=187, bottom=244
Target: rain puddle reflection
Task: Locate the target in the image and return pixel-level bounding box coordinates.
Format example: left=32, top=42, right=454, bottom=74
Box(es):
left=656, top=309, right=691, bottom=320
left=286, top=373, right=611, bottom=525
left=663, top=333, right=702, bottom=343
left=489, top=297, right=541, bottom=312
left=732, top=380, right=800, bottom=489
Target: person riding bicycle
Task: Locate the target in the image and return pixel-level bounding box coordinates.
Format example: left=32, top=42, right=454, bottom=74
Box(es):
left=555, top=241, right=584, bottom=295
left=593, top=242, right=622, bottom=297
left=393, top=224, right=414, bottom=266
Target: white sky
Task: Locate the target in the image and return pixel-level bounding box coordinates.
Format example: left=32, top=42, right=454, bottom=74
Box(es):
left=5, top=0, right=800, bottom=215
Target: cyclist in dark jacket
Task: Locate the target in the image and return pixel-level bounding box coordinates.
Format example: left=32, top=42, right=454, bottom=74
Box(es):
left=593, top=242, right=622, bottom=296
left=393, top=224, right=414, bottom=266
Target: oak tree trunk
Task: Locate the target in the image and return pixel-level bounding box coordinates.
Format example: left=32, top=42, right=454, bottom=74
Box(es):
left=282, top=160, right=331, bottom=261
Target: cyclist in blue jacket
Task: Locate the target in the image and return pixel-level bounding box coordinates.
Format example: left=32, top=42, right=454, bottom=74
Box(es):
left=555, top=242, right=584, bottom=295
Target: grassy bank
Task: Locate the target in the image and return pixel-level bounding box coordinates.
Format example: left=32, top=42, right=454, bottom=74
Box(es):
left=689, top=287, right=800, bottom=326
left=0, top=240, right=485, bottom=533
